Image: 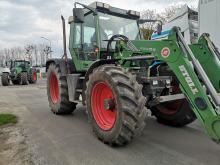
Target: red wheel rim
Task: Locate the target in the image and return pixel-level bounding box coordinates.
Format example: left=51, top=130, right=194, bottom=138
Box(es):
left=91, top=82, right=117, bottom=131
left=157, top=83, right=183, bottom=115
left=33, top=71, right=37, bottom=81
left=50, top=73, right=59, bottom=104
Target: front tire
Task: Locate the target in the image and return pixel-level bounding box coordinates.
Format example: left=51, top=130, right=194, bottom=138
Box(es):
left=1, top=73, right=10, bottom=86
left=151, top=66, right=196, bottom=127
left=47, top=63, right=77, bottom=114
left=86, top=65, right=148, bottom=146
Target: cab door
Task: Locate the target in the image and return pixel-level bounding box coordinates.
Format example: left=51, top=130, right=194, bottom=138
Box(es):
left=71, top=13, right=99, bottom=71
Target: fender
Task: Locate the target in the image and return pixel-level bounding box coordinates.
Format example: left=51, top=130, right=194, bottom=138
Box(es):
left=84, top=59, right=118, bottom=87
left=46, top=58, right=76, bottom=76
left=81, top=59, right=118, bottom=104
left=2, top=67, right=10, bottom=73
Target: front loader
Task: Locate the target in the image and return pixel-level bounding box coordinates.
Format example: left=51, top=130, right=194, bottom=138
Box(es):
left=46, top=2, right=220, bottom=146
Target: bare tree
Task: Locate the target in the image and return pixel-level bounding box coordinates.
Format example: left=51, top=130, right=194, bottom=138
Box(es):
left=4, top=48, right=11, bottom=61
left=31, top=44, right=39, bottom=66
left=161, top=4, right=185, bottom=22
left=44, top=45, right=51, bottom=61
left=0, top=43, right=50, bottom=67
left=0, top=50, right=5, bottom=67
left=25, top=45, right=34, bottom=64
left=140, top=9, right=160, bottom=39
left=38, top=44, right=47, bottom=66
left=140, top=4, right=187, bottom=39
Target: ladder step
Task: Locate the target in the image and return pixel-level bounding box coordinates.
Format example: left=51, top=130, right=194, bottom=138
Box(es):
left=73, top=100, right=82, bottom=104
left=76, top=89, right=83, bottom=93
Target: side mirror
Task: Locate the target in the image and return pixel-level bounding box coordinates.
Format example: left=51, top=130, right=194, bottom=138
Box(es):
left=73, top=8, right=84, bottom=23
left=157, top=23, right=162, bottom=35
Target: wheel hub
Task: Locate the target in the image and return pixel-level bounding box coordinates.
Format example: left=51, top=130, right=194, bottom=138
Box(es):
left=91, top=82, right=117, bottom=131
left=104, top=98, right=115, bottom=111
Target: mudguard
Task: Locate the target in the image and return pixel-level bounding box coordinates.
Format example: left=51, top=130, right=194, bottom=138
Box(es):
left=46, top=58, right=76, bottom=76
left=2, top=67, right=10, bottom=73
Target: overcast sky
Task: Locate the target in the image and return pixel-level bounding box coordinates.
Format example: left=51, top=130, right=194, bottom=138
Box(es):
left=0, top=0, right=199, bottom=57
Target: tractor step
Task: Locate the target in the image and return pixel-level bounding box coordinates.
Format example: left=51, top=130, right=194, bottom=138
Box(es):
left=158, top=94, right=185, bottom=103
left=76, top=89, right=83, bottom=93
left=66, top=74, right=81, bottom=102
left=79, top=76, right=85, bottom=80
left=149, top=94, right=185, bottom=107
left=73, top=99, right=82, bottom=104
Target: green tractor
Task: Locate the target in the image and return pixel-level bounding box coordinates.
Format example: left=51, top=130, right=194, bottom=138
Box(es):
left=46, top=2, right=220, bottom=146
left=1, top=60, right=37, bottom=86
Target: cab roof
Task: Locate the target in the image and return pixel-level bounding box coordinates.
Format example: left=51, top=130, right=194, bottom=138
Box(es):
left=86, top=1, right=140, bottom=19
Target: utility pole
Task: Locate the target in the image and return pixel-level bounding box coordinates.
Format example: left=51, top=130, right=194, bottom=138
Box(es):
left=41, top=37, right=52, bottom=58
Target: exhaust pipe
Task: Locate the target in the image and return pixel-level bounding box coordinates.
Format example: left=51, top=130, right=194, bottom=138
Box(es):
left=61, top=15, right=69, bottom=74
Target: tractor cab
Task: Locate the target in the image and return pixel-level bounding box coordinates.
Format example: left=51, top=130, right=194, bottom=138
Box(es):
left=6, top=60, right=30, bottom=71
left=13, top=60, right=30, bottom=71
left=68, top=2, right=153, bottom=70
left=68, top=2, right=162, bottom=71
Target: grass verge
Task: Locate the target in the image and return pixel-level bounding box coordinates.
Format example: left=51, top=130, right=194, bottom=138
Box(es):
left=0, top=114, right=17, bottom=126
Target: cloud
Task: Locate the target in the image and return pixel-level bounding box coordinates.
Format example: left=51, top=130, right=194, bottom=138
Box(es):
left=0, top=0, right=199, bottom=57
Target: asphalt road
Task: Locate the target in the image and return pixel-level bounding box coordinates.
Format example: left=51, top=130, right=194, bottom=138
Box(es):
left=0, top=79, right=220, bottom=165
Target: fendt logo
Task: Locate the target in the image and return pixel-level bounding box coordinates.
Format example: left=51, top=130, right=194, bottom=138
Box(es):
left=161, top=47, right=170, bottom=58
left=179, top=65, right=199, bottom=95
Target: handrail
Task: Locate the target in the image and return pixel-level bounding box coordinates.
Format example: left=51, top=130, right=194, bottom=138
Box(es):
left=202, top=33, right=220, bottom=61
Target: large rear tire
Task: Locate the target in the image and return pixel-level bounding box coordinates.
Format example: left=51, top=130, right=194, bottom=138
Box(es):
left=151, top=66, right=196, bottom=127
left=1, top=73, right=10, bottom=86
left=21, top=72, right=29, bottom=85
left=47, top=63, right=77, bottom=114
left=86, top=65, right=148, bottom=146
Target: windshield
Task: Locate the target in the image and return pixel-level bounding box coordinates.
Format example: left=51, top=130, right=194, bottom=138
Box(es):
left=14, top=61, right=28, bottom=67
left=98, top=13, right=141, bottom=48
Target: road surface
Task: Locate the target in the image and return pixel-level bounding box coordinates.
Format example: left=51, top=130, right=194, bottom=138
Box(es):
left=0, top=80, right=220, bottom=165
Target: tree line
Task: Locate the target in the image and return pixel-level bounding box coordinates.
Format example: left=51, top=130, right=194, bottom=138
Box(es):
left=140, top=4, right=188, bottom=39
left=0, top=44, right=52, bottom=67
left=0, top=4, right=193, bottom=67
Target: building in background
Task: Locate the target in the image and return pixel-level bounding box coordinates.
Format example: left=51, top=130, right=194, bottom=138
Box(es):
left=161, top=5, right=199, bottom=44
left=199, top=0, right=220, bottom=49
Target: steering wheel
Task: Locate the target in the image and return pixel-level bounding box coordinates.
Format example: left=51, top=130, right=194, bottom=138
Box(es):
left=106, top=34, right=129, bottom=58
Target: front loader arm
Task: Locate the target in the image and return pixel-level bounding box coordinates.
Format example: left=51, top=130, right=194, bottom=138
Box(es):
left=128, top=28, right=220, bottom=143
left=190, top=34, right=220, bottom=92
